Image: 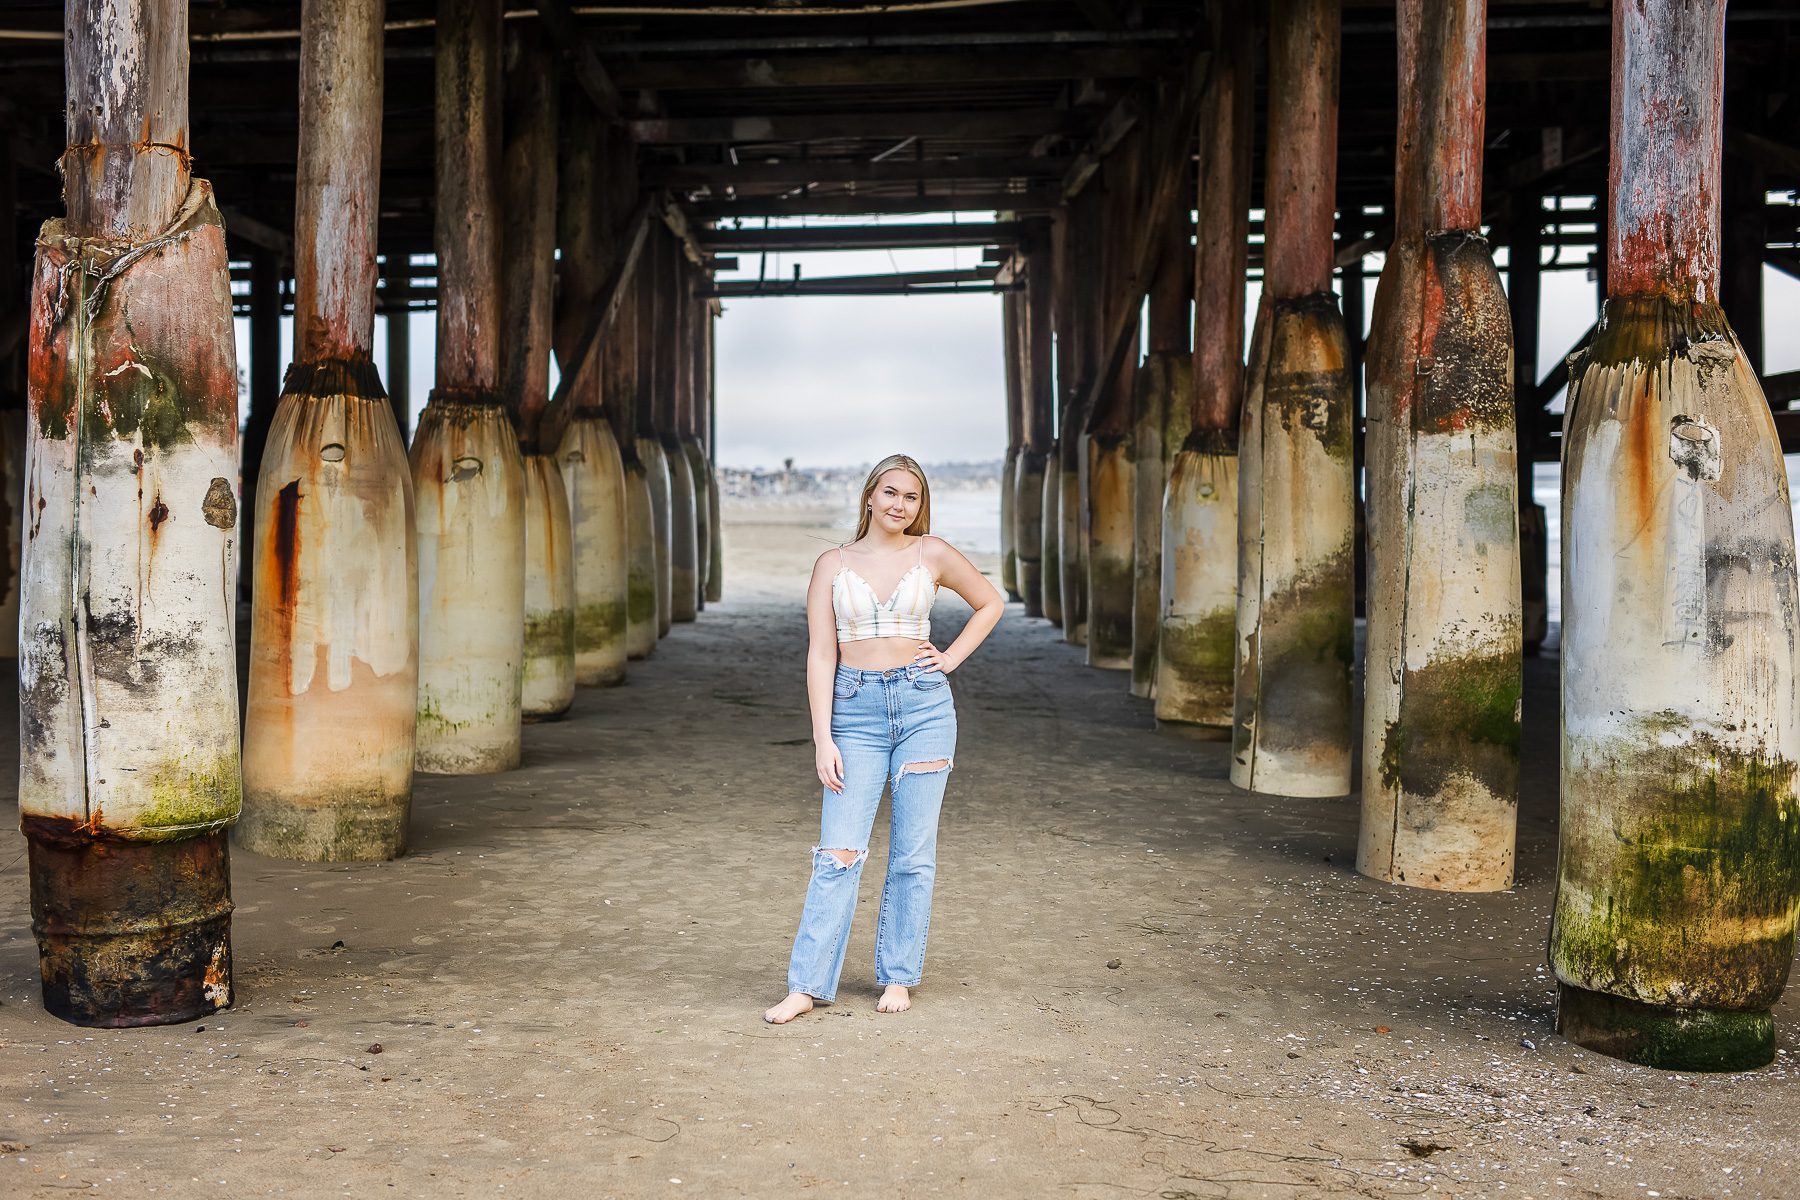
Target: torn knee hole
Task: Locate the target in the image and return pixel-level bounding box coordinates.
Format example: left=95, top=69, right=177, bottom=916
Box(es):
left=896, top=758, right=952, bottom=780
left=814, top=847, right=867, bottom=869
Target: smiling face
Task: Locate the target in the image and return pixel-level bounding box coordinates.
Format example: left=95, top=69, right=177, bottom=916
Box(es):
left=868, top=468, right=924, bottom=534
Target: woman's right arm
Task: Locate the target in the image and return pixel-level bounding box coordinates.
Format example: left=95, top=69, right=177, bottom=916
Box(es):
left=806, top=553, right=845, bottom=793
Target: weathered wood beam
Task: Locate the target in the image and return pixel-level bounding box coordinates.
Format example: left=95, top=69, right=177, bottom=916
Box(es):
left=648, top=156, right=1069, bottom=190
left=605, top=47, right=1171, bottom=91
left=1060, top=90, right=1145, bottom=198
left=534, top=0, right=619, bottom=121
left=546, top=199, right=654, bottom=415
left=221, top=205, right=294, bottom=256
left=659, top=198, right=709, bottom=267
left=687, top=189, right=1058, bottom=218
left=629, top=109, right=1076, bottom=145
left=1074, top=54, right=1207, bottom=435
left=1534, top=318, right=1596, bottom=407
left=707, top=266, right=1006, bottom=297
left=703, top=222, right=1021, bottom=252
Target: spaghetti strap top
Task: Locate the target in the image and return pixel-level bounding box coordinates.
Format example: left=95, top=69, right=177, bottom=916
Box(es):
left=831, top=537, right=937, bottom=643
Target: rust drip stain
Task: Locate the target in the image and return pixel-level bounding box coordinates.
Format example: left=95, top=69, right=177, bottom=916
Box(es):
left=1628, top=371, right=1659, bottom=532
left=270, top=481, right=303, bottom=693
left=147, top=495, right=169, bottom=534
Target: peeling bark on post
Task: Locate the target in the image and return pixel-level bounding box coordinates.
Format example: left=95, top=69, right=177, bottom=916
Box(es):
left=500, top=26, right=574, bottom=720
left=241, top=0, right=418, bottom=863
left=1159, top=6, right=1251, bottom=735
left=553, top=102, right=629, bottom=685
left=1550, top=0, right=1800, bottom=1073
left=1231, top=0, right=1355, bottom=796
left=413, top=0, right=526, bottom=773
left=1358, top=0, right=1521, bottom=892
left=23, top=0, right=239, bottom=1025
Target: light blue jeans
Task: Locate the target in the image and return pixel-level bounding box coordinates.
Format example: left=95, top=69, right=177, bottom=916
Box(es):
left=786, top=663, right=958, bottom=1002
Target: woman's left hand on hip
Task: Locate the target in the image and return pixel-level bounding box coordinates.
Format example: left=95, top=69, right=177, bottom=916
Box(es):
left=914, top=641, right=953, bottom=673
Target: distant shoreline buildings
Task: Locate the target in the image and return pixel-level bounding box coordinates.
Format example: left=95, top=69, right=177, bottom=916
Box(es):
left=718, top=459, right=1002, bottom=502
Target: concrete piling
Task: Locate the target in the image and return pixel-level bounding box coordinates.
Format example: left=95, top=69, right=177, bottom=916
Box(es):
left=413, top=0, right=526, bottom=773
left=23, top=0, right=241, bottom=1023
left=553, top=102, right=630, bottom=685
left=1231, top=0, right=1356, bottom=797
left=1157, top=6, right=1251, bottom=736
left=1357, top=0, right=1522, bottom=892
left=1550, top=0, right=1800, bottom=1072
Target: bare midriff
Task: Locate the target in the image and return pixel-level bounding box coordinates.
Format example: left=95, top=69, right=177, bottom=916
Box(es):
left=837, top=636, right=926, bottom=672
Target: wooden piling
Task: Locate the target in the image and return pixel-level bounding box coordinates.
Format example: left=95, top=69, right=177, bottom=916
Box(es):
left=553, top=102, right=631, bottom=684
left=1358, top=0, right=1521, bottom=892
left=1157, top=1, right=1251, bottom=736
left=501, top=26, right=576, bottom=721
left=1551, top=0, right=1800, bottom=1072
left=666, top=240, right=700, bottom=626
left=684, top=275, right=713, bottom=615
left=1231, top=0, right=1355, bottom=797
left=1015, top=222, right=1054, bottom=619
left=23, top=0, right=240, bottom=1023
left=412, top=0, right=527, bottom=774
left=241, top=0, right=420, bottom=860
left=1130, top=175, right=1194, bottom=699
left=1082, top=143, right=1141, bottom=671
left=1001, top=289, right=1023, bottom=603
left=1508, top=190, right=1548, bottom=655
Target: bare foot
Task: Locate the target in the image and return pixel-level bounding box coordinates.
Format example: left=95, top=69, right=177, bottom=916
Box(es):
left=876, top=984, right=911, bottom=1013
left=764, top=992, right=814, bottom=1024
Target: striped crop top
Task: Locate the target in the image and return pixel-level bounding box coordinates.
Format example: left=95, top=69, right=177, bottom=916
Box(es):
left=832, top=538, right=938, bottom=643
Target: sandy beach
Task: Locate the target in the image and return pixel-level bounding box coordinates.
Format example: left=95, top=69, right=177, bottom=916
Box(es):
left=0, top=504, right=1794, bottom=1198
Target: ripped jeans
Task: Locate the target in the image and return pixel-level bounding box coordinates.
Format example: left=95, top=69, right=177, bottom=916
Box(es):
left=786, top=663, right=958, bottom=1002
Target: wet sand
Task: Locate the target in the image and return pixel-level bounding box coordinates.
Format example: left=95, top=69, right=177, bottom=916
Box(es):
left=0, top=502, right=1796, bottom=1198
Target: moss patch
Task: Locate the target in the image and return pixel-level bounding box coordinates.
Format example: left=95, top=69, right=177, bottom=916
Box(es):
left=1247, top=543, right=1355, bottom=759
left=235, top=790, right=409, bottom=862
left=416, top=690, right=468, bottom=736
left=574, top=599, right=627, bottom=652
left=136, top=751, right=242, bottom=839
left=1557, top=983, right=1773, bottom=1073
left=1553, top=718, right=1800, bottom=1011
left=524, top=609, right=576, bottom=661
left=1378, top=644, right=1521, bottom=799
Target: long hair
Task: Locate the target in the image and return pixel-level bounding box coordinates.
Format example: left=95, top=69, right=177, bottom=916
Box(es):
left=854, top=454, right=932, bottom=541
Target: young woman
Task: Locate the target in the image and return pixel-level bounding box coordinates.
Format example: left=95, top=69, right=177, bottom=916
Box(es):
left=764, top=455, right=1006, bottom=1024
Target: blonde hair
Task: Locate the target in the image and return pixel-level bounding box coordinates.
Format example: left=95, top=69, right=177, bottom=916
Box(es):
left=854, top=455, right=932, bottom=541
